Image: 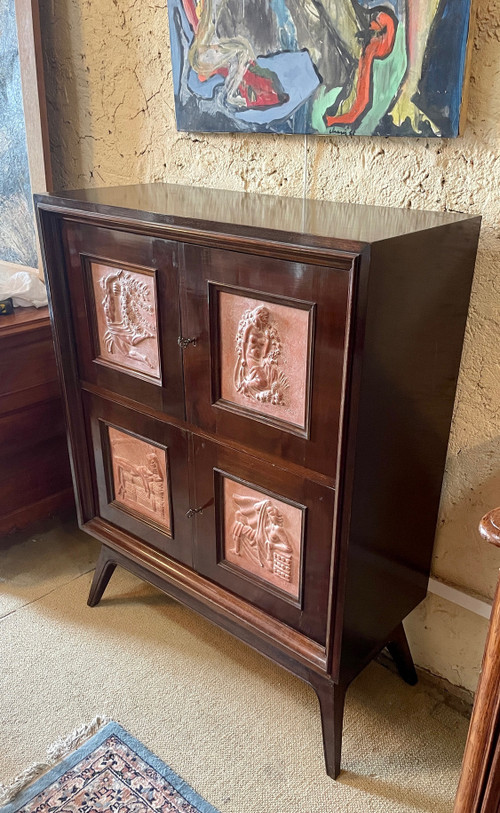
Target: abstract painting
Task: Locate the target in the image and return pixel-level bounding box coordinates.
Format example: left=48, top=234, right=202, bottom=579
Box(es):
left=0, top=0, right=37, bottom=268
left=168, top=0, right=473, bottom=138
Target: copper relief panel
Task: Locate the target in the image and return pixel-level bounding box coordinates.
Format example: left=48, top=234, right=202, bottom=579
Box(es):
left=91, top=262, right=160, bottom=380
left=108, top=426, right=171, bottom=534
left=219, top=292, right=311, bottom=430
left=222, top=477, right=303, bottom=600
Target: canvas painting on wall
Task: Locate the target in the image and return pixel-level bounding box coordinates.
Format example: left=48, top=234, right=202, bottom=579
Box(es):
left=168, top=0, right=473, bottom=138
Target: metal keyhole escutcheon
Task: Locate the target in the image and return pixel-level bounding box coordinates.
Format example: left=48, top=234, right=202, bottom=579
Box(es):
left=178, top=336, right=197, bottom=349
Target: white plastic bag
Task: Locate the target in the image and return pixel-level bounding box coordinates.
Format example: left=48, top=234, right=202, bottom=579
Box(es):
left=0, top=268, right=48, bottom=308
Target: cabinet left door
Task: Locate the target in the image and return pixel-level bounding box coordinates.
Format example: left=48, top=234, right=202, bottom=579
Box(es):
left=84, top=393, right=194, bottom=567
left=62, top=220, right=185, bottom=420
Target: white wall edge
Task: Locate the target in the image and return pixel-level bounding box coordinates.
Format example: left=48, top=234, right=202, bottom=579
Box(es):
left=427, top=577, right=492, bottom=620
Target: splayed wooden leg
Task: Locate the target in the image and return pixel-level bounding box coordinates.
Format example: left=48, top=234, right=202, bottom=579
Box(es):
left=387, top=622, right=418, bottom=686
left=88, top=545, right=117, bottom=607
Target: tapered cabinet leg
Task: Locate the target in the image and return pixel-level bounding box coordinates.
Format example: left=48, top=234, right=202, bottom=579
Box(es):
left=310, top=676, right=346, bottom=779
left=87, top=545, right=117, bottom=607
left=387, top=622, right=418, bottom=685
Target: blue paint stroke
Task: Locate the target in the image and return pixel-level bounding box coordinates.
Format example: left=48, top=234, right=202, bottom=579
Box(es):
left=168, top=0, right=194, bottom=96
left=188, top=70, right=224, bottom=100
left=270, top=0, right=298, bottom=52
left=234, top=51, right=319, bottom=124
left=419, top=0, right=471, bottom=136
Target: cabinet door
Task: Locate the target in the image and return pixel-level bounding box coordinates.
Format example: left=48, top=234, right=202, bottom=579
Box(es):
left=191, top=436, right=335, bottom=646
left=85, top=394, right=193, bottom=566
left=180, top=243, right=355, bottom=479
left=62, top=220, right=184, bottom=419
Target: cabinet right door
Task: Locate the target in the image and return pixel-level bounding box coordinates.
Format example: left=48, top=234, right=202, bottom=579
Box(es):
left=179, top=242, right=356, bottom=480
left=191, top=436, right=336, bottom=646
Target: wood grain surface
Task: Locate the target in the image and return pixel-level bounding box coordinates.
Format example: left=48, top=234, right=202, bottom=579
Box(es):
left=454, top=509, right=500, bottom=813
left=36, top=184, right=481, bottom=778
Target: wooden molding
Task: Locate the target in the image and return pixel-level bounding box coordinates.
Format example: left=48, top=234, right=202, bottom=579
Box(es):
left=37, top=205, right=358, bottom=269
left=454, top=510, right=500, bottom=812
left=459, top=0, right=478, bottom=136
left=84, top=516, right=329, bottom=674
left=14, top=0, right=52, bottom=195
left=14, top=0, right=53, bottom=278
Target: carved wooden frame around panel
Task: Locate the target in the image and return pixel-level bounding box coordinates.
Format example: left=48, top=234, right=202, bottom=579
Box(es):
left=82, top=253, right=163, bottom=386
left=208, top=282, right=316, bottom=439
left=213, top=468, right=306, bottom=609
left=99, top=420, right=174, bottom=539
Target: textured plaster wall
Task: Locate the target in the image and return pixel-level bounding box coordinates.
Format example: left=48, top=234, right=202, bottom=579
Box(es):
left=40, top=0, right=500, bottom=692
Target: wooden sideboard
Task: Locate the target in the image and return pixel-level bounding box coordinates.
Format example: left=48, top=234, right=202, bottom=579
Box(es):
left=36, top=183, right=480, bottom=777
left=0, top=306, right=73, bottom=536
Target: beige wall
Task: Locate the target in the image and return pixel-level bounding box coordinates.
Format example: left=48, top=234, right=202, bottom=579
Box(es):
left=40, top=0, right=500, bottom=692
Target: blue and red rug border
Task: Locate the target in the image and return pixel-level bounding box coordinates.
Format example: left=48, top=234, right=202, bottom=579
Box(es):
left=1, top=721, right=221, bottom=813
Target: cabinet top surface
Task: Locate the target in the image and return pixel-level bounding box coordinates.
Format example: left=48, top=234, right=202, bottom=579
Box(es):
left=36, top=182, right=479, bottom=248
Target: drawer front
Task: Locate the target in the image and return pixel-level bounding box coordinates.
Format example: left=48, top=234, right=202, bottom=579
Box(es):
left=180, top=243, right=355, bottom=479
left=192, top=436, right=335, bottom=646
left=85, top=394, right=193, bottom=566
left=63, top=221, right=184, bottom=419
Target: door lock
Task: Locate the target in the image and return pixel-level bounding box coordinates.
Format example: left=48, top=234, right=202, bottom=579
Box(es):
left=186, top=507, right=204, bottom=519
left=178, top=336, right=197, bottom=349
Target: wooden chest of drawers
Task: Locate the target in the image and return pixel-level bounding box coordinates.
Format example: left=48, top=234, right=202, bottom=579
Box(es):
left=36, top=184, right=480, bottom=777
left=0, top=306, right=73, bottom=535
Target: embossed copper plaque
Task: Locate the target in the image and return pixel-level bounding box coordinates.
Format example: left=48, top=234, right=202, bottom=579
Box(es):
left=91, top=262, right=160, bottom=380
left=219, top=291, right=311, bottom=429
left=108, top=426, right=171, bottom=533
left=222, top=477, right=303, bottom=599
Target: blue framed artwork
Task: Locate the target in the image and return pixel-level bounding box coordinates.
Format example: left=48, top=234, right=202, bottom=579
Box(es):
left=0, top=0, right=38, bottom=268
left=168, top=0, right=473, bottom=138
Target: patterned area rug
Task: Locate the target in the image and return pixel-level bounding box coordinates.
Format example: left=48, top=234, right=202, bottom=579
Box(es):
left=0, top=721, right=219, bottom=813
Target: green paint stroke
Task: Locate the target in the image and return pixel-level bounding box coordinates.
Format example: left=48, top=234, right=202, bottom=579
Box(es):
left=311, top=22, right=407, bottom=136
left=311, top=86, right=342, bottom=135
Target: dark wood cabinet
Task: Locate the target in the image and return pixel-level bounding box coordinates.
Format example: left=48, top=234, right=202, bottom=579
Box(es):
left=36, top=183, right=481, bottom=778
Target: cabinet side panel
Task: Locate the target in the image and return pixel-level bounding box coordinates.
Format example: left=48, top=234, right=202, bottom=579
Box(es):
left=339, top=218, right=481, bottom=682
left=36, top=206, right=97, bottom=524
